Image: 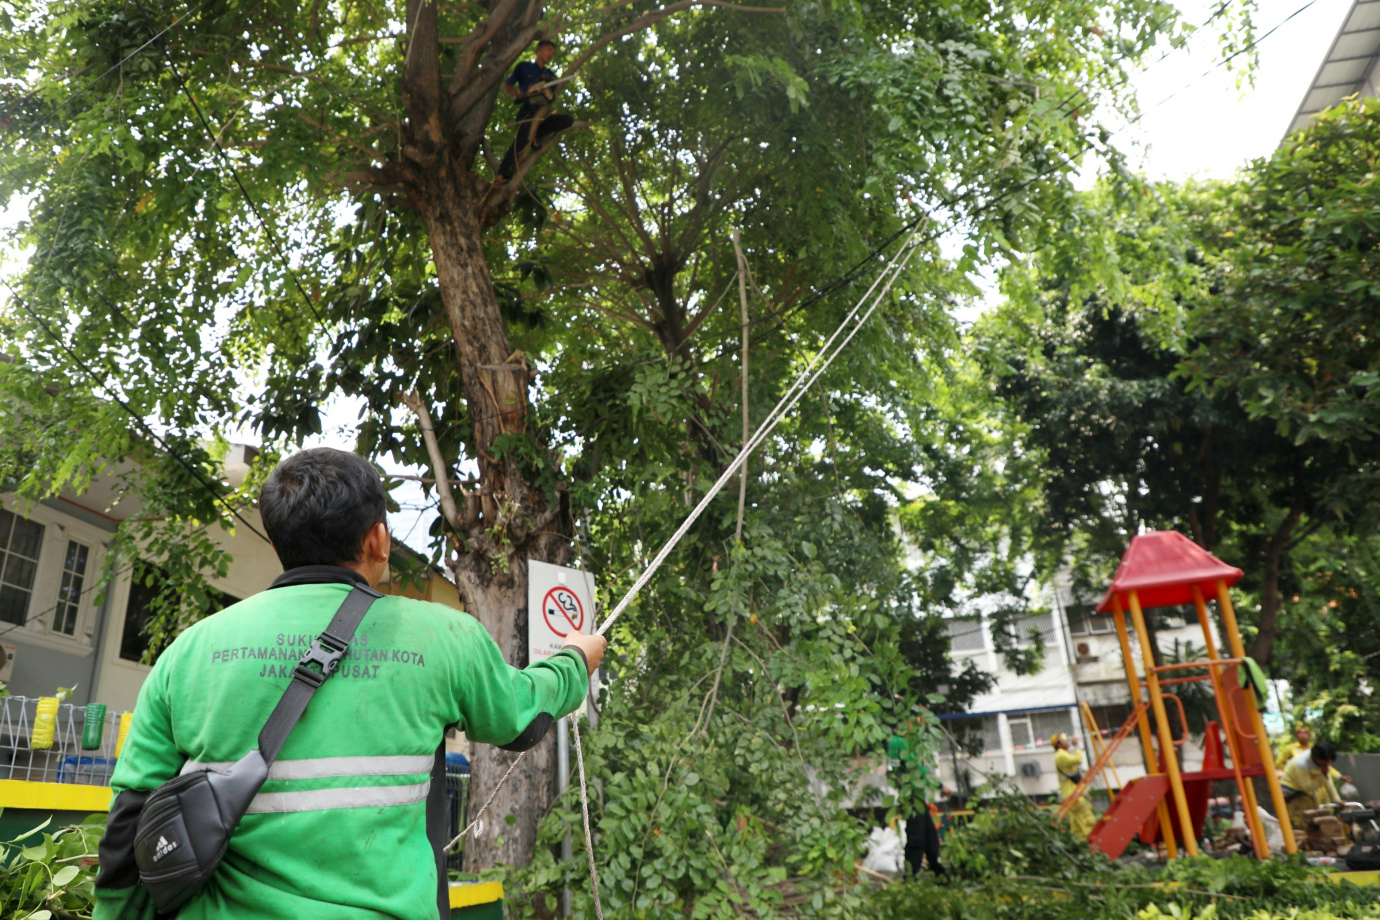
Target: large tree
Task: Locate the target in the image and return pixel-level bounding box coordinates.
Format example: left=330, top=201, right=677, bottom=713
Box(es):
left=2, top=0, right=1187, bottom=879
left=982, top=99, right=1380, bottom=665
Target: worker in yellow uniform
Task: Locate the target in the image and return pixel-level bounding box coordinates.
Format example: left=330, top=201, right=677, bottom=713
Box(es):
left=1279, top=740, right=1341, bottom=831
left=1053, top=732, right=1097, bottom=840
left=1276, top=725, right=1349, bottom=784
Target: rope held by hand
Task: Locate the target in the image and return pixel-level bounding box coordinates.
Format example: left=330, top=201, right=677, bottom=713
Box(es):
left=449, top=232, right=923, bottom=881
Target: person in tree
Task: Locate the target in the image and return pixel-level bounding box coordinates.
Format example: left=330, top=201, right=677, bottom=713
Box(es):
left=887, top=724, right=945, bottom=876
left=495, top=39, right=575, bottom=183
left=1052, top=732, right=1097, bottom=840
left=1280, top=741, right=1343, bottom=830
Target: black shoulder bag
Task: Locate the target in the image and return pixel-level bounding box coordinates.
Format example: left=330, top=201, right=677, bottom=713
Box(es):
left=131, top=585, right=381, bottom=914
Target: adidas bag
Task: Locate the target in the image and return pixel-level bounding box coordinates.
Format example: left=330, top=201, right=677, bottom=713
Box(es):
left=132, top=750, right=268, bottom=913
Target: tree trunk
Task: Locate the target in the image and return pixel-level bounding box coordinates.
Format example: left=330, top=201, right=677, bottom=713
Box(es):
left=1249, top=462, right=1305, bottom=665
left=415, top=163, right=572, bottom=871
left=1249, top=508, right=1300, bottom=665
left=454, top=570, right=560, bottom=869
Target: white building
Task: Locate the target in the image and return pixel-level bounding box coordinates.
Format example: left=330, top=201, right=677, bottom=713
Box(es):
left=937, top=582, right=1211, bottom=802
left=1287, top=0, right=1380, bottom=136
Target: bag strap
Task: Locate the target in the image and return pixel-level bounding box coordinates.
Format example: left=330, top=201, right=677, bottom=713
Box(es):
left=258, top=584, right=382, bottom=766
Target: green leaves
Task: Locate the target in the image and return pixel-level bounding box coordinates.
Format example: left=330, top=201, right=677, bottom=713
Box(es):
left=0, top=816, right=104, bottom=920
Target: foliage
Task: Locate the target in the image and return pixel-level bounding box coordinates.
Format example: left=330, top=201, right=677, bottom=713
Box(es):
left=943, top=790, right=1112, bottom=881
left=980, top=104, right=1380, bottom=664
left=0, top=0, right=1237, bottom=891
left=869, top=798, right=1380, bottom=920
left=0, top=814, right=104, bottom=920
left=1182, top=96, right=1380, bottom=447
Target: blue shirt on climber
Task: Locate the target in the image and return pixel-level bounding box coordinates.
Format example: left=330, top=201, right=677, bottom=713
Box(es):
left=496, top=40, right=574, bottom=182
left=505, top=60, right=558, bottom=101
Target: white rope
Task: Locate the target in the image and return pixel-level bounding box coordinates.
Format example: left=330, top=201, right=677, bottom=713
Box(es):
left=570, top=715, right=605, bottom=920
left=595, top=230, right=923, bottom=638
left=449, top=229, right=925, bottom=874
left=447, top=752, right=526, bottom=850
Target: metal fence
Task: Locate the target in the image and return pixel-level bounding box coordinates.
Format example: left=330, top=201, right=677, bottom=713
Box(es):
left=0, top=695, right=129, bottom=785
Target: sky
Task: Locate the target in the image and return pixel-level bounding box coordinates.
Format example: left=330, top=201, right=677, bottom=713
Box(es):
left=0, top=0, right=1362, bottom=559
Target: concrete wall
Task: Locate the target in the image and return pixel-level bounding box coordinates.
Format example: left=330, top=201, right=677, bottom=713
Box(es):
left=1336, top=753, right=1380, bottom=804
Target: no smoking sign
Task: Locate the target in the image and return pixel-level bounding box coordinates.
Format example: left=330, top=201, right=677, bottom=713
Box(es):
left=528, top=560, right=596, bottom=662
left=542, top=586, right=585, bottom=637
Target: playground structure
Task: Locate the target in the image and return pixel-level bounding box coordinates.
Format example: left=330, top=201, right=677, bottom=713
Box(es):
left=1054, top=531, right=1298, bottom=860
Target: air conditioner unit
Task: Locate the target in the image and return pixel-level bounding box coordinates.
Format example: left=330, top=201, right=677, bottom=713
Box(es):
left=1018, top=760, right=1042, bottom=779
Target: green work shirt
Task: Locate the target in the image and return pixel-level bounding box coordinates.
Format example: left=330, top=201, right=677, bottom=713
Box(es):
left=93, top=578, right=590, bottom=920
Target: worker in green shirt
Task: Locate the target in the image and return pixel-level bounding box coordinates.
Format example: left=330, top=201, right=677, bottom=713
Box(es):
left=94, top=447, right=606, bottom=920
left=887, top=726, right=944, bottom=876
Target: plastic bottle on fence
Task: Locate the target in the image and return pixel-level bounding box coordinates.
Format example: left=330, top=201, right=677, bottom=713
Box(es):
left=31, top=696, right=60, bottom=750
left=82, top=703, right=107, bottom=750
left=115, top=712, right=133, bottom=757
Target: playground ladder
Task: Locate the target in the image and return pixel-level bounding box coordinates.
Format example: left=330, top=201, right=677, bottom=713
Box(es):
left=1054, top=701, right=1149, bottom=823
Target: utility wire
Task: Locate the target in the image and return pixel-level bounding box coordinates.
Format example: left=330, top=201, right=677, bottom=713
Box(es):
left=1, top=279, right=273, bottom=545
left=0, top=561, right=137, bottom=641
left=135, top=1, right=334, bottom=334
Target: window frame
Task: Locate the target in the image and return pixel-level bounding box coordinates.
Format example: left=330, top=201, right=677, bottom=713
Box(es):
left=52, top=539, right=93, bottom=637
left=0, top=496, right=109, bottom=654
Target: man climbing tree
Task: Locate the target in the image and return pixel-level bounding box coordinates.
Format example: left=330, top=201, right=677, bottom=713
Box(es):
left=496, top=39, right=574, bottom=183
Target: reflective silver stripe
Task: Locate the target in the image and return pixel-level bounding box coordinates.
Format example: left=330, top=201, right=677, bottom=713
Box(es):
left=181, top=754, right=433, bottom=780
left=245, top=781, right=431, bottom=814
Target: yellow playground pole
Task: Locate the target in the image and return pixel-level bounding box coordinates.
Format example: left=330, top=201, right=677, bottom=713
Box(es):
left=1215, top=579, right=1298, bottom=855
left=1192, top=585, right=1269, bottom=860
left=1128, top=589, right=1199, bottom=856
left=1112, top=596, right=1178, bottom=858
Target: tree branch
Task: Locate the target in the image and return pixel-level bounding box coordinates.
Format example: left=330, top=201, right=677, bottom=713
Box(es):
left=400, top=389, right=464, bottom=530
left=403, top=0, right=445, bottom=150
left=479, top=120, right=591, bottom=224
left=562, top=0, right=786, bottom=78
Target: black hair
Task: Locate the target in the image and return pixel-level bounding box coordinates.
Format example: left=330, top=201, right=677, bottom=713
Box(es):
left=1312, top=741, right=1337, bottom=763
left=536, top=39, right=558, bottom=50
left=259, top=448, right=387, bottom=570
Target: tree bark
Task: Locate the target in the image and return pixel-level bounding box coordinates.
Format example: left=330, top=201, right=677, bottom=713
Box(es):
left=410, top=140, right=572, bottom=872
left=1249, top=461, right=1306, bottom=665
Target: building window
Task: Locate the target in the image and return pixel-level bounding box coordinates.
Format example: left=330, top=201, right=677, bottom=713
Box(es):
left=1066, top=603, right=1114, bottom=636
left=0, top=509, right=45, bottom=626
left=945, top=616, right=986, bottom=653
left=1008, top=714, right=1034, bottom=750
left=1030, top=709, right=1075, bottom=747
left=120, top=562, right=242, bottom=663
left=1009, top=709, right=1075, bottom=752
left=52, top=540, right=91, bottom=636
left=1013, top=611, right=1058, bottom=648
left=978, top=716, right=1003, bottom=754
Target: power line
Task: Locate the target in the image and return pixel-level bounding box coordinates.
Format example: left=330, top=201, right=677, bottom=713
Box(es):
left=0, top=561, right=137, bottom=641
left=0, top=279, right=273, bottom=545
left=5, top=0, right=214, bottom=130
left=134, top=1, right=334, bottom=335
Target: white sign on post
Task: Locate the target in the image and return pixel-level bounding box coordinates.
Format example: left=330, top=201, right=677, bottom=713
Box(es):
left=527, top=560, right=596, bottom=663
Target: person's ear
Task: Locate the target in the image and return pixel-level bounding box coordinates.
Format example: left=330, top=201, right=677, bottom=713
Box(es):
left=363, top=521, right=390, bottom=563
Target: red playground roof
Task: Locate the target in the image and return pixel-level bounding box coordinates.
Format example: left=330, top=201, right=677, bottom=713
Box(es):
left=1095, top=531, right=1243, bottom=614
